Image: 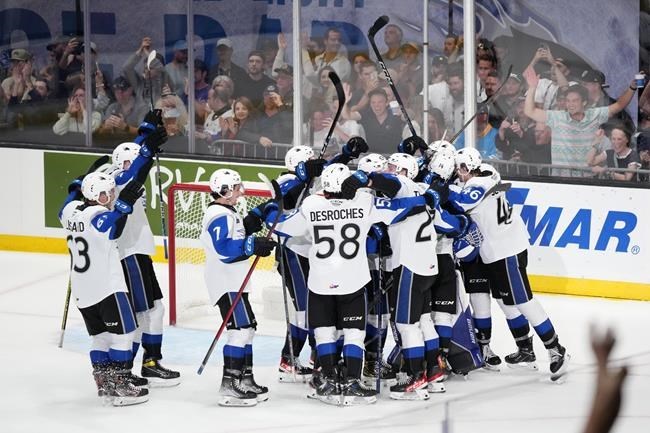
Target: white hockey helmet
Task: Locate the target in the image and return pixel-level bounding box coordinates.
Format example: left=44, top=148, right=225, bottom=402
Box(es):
left=479, top=162, right=501, bottom=183
left=112, top=142, right=141, bottom=171
left=388, top=153, right=419, bottom=179
left=81, top=172, right=116, bottom=204
left=455, top=147, right=482, bottom=172
left=428, top=147, right=457, bottom=181
left=428, top=139, right=453, bottom=156
left=321, top=163, right=350, bottom=193
left=209, top=168, right=244, bottom=198
left=357, top=153, right=387, bottom=173
left=285, top=145, right=315, bottom=172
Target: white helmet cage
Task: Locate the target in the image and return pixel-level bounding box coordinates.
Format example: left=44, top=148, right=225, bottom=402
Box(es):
left=479, top=162, right=501, bottom=183
left=209, top=168, right=244, bottom=198
left=285, top=145, right=315, bottom=172
left=455, top=147, right=483, bottom=172
left=321, top=163, right=351, bottom=193
left=388, top=153, right=419, bottom=179
left=81, top=172, right=116, bottom=203
left=428, top=147, right=457, bottom=181
left=357, top=153, right=387, bottom=173
left=427, top=139, right=453, bottom=157
left=112, top=142, right=141, bottom=171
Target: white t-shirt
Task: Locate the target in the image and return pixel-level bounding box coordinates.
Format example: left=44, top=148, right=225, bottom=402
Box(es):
left=60, top=201, right=128, bottom=308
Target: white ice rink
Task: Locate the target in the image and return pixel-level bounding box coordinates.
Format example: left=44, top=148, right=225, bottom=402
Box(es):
left=1, top=250, right=649, bottom=433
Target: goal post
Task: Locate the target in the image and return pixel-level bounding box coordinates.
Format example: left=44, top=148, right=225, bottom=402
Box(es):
left=167, top=182, right=275, bottom=326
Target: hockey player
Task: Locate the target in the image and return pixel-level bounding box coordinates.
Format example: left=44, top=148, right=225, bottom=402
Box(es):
left=200, top=168, right=277, bottom=407
left=109, top=135, right=181, bottom=387
left=268, top=163, right=441, bottom=405
left=448, top=148, right=569, bottom=380
left=59, top=172, right=149, bottom=406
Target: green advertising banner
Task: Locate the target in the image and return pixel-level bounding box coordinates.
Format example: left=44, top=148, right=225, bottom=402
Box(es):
left=44, top=151, right=283, bottom=234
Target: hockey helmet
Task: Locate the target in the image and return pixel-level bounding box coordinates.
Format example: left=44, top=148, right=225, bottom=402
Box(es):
left=387, top=153, right=419, bottom=179
left=455, top=147, right=482, bottom=172
left=428, top=147, right=457, bottom=181
left=357, top=153, right=387, bottom=174
left=285, top=145, right=315, bottom=172
left=81, top=172, right=116, bottom=204
left=112, top=142, right=141, bottom=171
left=479, top=162, right=501, bottom=183
left=209, top=168, right=244, bottom=198
left=427, top=139, right=453, bottom=156
left=321, top=163, right=351, bottom=193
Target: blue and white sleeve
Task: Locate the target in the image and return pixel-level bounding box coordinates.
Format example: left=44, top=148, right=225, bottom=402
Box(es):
left=206, top=215, right=248, bottom=263
left=448, top=185, right=486, bottom=213
left=91, top=210, right=128, bottom=240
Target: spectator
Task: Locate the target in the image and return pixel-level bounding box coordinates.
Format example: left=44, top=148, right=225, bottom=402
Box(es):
left=197, top=85, right=233, bottom=143
left=443, top=34, right=463, bottom=63
left=587, top=125, right=641, bottom=181
left=185, top=59, right=210, bottom=119
left=272, top=32, right=318, bottom=100
left=349, top=61, right=380, bottom=112
left=165, top=40, right=188, bottom=99
left=312, top=65, right=338, bottom=104
left=208, top=38, right=248, bottom=89
left=477, top=54, right=496, bottom=88
left=312, top=28, right=351, bottom=81
left=430, top=55, right=448, bottom=84
left=211, top=75, right=235, bottom=101
left=477, top=39, right=498, bottom=63
left=427, top=107, right=447, bottom=142
left=59, top=40, right=111, bottom=103
left=381, top=24, right=404, bottom=71
left=454, top=104, right=499, bottom=159
left=257, top=84, right=292, bottom=144
left=524, top=64, right=637, bottom=177
left=2, top=49, right=35, bottom=103
left=52, top=85, right=101, bottom=135
left=154, top=91, right=188, bottom=137
left=221, top=96, right=271, bottom=148
left=493, top=35, right=514, bottom=77
left=636, top=132, right=650, bottom=181
left=6, top=75, right=61, bottom=129
left=273, top=64, right=294, bottom=109
left=495, top=97, right=533, bottom=160
left=530, top=46, right=574, bottom=109
left=44, top=34, right=69, bottom=98
left=445, top=63, right=465, bottom=135
left=98, top=76, right=148, bottom=137
left=349, top=52, right=371, bottom=90
left=492, top=72, right=524, bottom=122
left=357, top=88, right=405, bottom=154
left=395, top=41, right=423, bottom=104
left=123, top=37, right=173, bottom=107
left=580, top=69, right=635, bottom=132
left=236, top=50, right=275, bottom=108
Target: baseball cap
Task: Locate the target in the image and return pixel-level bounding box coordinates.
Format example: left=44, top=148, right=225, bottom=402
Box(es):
left=400, top=41, right=420, bottom=53
left=581, top=69, right=606, bottom=85
left=46, top=35, right=69, bottom=51
left=217, top=38, right=233, bottom=48
left=508, top=72, right=522, bottom=83
left=263, top=84, right=280, bottom=95
left=112, top=76, right=131, bottom=90
left=274, top=64, right=293, bottom=76
left=10, top=49, right=31, bottom=61
left=173, top=39, right=188, bottom=52
left=432, top=55, right=447, bottom=66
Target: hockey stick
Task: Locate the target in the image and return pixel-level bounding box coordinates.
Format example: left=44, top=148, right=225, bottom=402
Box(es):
left=368, top=15, right=417, bottom=137
left=319, top=71, right=345, bottom=159
left=449, top=65, right=513, bottom=144
left=197, top=174, right=284, bottom=375
left=146, top=50, right=169, bottom=259
left=277, top=236, right=298, bottom=383
left=375, top=247, right=384, bottom=393
left=58, top=154, right=110, bottom=348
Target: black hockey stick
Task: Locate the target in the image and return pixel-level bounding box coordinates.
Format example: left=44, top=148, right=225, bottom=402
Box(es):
left=197, top=174, right=284, bottom=375
left=368, top=15, right=417, bottom=137
left=276, top=236, right=298, bottom=382
left=319, top=71, right=345, bottom=159
left=375, top=248, right=384, bottom=393
left=449, top=65, right=513, bottom=144
left=146, top=50, right=169, bottom=259
left=58, top=154, right=110, bottom=348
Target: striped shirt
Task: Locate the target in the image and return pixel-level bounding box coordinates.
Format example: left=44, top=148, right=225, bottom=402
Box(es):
left=546, top=106, right=609, bottom=177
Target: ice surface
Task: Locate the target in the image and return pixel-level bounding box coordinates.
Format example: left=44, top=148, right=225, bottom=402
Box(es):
left=1, top=251, right=648, bottom=433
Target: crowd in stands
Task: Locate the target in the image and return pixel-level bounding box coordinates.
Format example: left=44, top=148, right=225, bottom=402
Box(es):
left=1, top=28, right=649, bottom=182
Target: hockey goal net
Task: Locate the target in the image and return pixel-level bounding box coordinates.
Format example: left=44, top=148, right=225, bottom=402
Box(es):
left=167, top=182, right=281, bottom=326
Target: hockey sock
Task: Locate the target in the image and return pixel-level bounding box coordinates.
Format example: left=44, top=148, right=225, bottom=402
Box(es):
left=342, top=329, right=365, bottom=379
left=470, top=293, right=492, bottom=344
left=223, top=345, right=245, bottom=372
left=365, top=314, right=382, bottom=353
left=434, top=325, right=452, bottom=354
left=281, top=325, right=308, bottom=358
left=132, top=342, right=140, bottom=360
left=397, top=322, right=425, bottom=376
left=244, top=328, right=255, bottom=371
left=142, top=333, right=162, bottom=361
left=316, top=342, right=338, bottom=378
left=496, top=299, right=531, bottom=348
left=90, top=332, right=111, bottom=365
left=108, top=332, right=134, bottom=363
left=517, top=298, right=558, bottom=348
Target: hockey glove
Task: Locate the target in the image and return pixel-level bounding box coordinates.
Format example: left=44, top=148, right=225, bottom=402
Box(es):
left=114, top=180, right=144, bottom=214
left=67, top=175, right=84, bottom=194
left=244, top=236, right=278, bottom=257
left=368, top=224, right=384, bottom=242
left=459, top=218, right=484, bottom=247
left=423, top=188, right=440, bottom=209
left=340, top=170, right=369, bottom=200
left=295, top=158, right=326, bottom=182
left=139, top=126, right=168, bottom=157
left=138, top=110, right=164, bottom=135
left=428, top=179, right=449, bottom=205
left=243, top=213, right=263, bottom=235
left=342, top=136, right=369, bottom=158
left=398, top=135, right=427, bottom=156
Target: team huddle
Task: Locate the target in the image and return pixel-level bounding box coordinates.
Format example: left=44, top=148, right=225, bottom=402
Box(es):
left=59, top=110, right=569, bottom=408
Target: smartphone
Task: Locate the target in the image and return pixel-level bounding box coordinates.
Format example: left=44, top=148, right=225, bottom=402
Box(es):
left=539, top=43, right=549, bottom=51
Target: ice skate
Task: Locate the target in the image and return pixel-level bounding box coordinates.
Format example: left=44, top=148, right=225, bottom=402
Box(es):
left=278, top=355, right=312, bottom=383
left=480, top=344, right=502, bottom=371
left=218, top=369, right=258, bottom=407
left=426, top=362, right=447, bottom=394
left=307, top=368, right=323, bottom=399
left=315, top=375, right=342, bottom=406
left=505, top=338, right=538, bottom=371
left=241, top=368, right=269, bottom=402
left=341, top=378, right=377, bottom=405
left=548, top=344, right=570, bottom=382
left=92, top=365, right=111, bottom=397
left=362, top=354, right=396, bottom=386
left=108, top=368, right=150, bottom=407
left=141, top=358, right=180, bottom=387
left=389, top=372, right=429, bottom=400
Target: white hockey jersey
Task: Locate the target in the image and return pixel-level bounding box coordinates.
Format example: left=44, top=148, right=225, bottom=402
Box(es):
left=449, top=174, right=529, bottom=263
left=111, top=169, right=155, bottom=258
left=200, top=203, right=251, bottom=305
left=277, top=172, right=311, bottom=258
left=274, top=190, right=423, bottom=295
left=59, top=201, right=128, bottom=308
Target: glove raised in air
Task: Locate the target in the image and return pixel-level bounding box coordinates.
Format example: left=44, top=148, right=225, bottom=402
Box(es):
left=114, top=180, right=144, bottom=214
